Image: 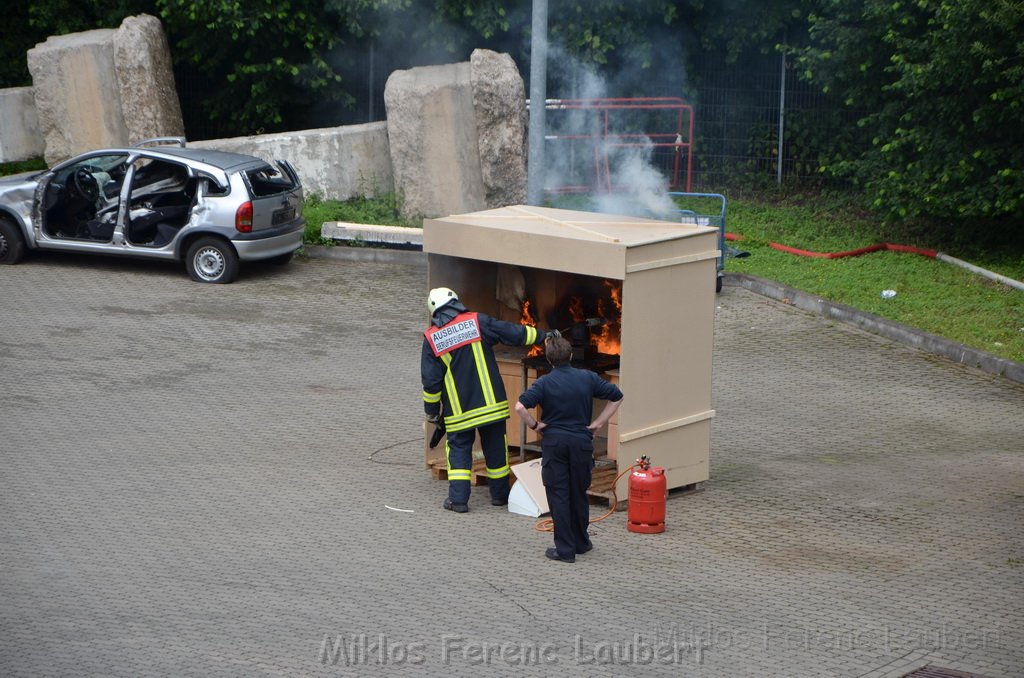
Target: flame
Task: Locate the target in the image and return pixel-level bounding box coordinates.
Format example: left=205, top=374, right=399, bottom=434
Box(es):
left=592, top=280, right=622, bottom=355
left=520, top=299, right=535, bottom=325
left=520, top=299, right=543, bottom=356
left=519, top=280, right=624, bottom=359
left=568, top=296, right=585, bottom=322
left=605, top=279, right=622, bottom=313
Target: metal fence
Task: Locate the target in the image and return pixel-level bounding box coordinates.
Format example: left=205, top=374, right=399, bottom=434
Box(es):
left=175, top=46, right=857, bottom=194
left=688, top=52, right=860, bottom=192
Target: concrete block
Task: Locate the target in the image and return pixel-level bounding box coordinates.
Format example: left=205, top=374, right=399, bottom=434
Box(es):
left=320, top=222, right=423, bottom=248
left=470, top=49, right=527, bottom=208
left=26, top=14, right=183, bottom=165
left=384, top=62, right=486, bottom=219
left=28, top=28, right=126, bottom=165
left=191, top=123, right=393, bottom=201
left=113, top=15, right=184, bottom=145
left=0, top=87, right=44, bottom=163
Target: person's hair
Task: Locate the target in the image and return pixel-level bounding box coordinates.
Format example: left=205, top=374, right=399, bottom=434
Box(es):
left=545, top=335, right=572, bottom=366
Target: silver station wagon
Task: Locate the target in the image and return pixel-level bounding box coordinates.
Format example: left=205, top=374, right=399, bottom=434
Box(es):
left=0, top=138, right=304, bottom=283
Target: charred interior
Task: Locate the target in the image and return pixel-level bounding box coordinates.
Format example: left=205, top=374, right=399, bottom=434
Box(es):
left=517, top=269, right=623, bottom=367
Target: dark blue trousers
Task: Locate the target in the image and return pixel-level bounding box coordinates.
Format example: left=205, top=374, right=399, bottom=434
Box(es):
left=445, top=420, right=510, bottom=504
left=541, top=437, right=594, bottom=559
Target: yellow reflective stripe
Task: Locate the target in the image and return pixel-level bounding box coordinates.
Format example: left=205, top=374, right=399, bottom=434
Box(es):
left=486, top=433, right=509, bottom=477
left=472, top=342, right=496, bottom=405
left=423, top=390, right=441, bottom=403
left=486, top=465, right=510, bottom=479
left=445, top=440, right=470, bottom=481
left=445, top=401, right=509, bottom=427
left=524, top=325, right=537, bottom=345
left=445, top=407, right=510, bottom=433
left=440, top=353, right=462, bottom=415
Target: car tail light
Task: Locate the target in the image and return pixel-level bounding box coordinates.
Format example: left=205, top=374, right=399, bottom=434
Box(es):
left=235, top=201, right=253, bottom=232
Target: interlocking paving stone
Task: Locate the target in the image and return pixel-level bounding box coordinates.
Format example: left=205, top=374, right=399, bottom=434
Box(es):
left=1, top=253, right=1021, bottom=677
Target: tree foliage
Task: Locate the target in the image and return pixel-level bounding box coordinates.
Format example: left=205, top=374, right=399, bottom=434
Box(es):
left=155, top=0, right=401, bottom=136
left=797, top=0, right=1024, bottom=227
left=4, top=0, right=1022, bottom=232
left=0, top=0, right=152, bottom=87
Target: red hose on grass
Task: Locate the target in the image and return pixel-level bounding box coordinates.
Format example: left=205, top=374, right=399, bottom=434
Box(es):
left=724, top=233, right=937, bottom=259
left=724, top=233, right=1024, bottom=291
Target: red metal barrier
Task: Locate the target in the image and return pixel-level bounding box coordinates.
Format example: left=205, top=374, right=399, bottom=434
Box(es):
left=538, top=97, right=694, bottom=194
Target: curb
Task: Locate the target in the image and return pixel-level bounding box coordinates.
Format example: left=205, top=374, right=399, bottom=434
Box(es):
left=303, top=244, right=426, bottom=266
left=725, top=272, right=1024, bottom=385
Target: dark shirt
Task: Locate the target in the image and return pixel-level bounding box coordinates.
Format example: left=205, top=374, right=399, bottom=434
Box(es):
left=518, top=365, right=624, bottom=443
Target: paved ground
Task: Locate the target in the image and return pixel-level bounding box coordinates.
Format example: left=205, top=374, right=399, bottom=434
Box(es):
left=1, top=252, right=1022, bottom=678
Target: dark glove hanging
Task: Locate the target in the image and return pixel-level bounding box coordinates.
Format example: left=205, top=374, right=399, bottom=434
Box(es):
left=428, top=419, right=446, bottom=449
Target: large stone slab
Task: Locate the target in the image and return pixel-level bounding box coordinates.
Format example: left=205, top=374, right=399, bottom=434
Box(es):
left=113, top=15, right=184, bottom=146
left=0, top=87, right=44, bottom=162
left=27, top=14, right=183, bottom=164
left=470, top=49, right=527, bottom=208
left=191, top=123, right=394, bottom=201
left=384, top=61, right=486, bottom=220
left=384, top=50, right=528, bottom=219
left=28, top=28, right=126, bottom=165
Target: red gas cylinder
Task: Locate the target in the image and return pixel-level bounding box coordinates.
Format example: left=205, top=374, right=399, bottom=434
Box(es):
left=627, top=457, right=667, bottom=533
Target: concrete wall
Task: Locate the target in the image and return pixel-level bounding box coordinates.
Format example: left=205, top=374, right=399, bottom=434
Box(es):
left=0, top=87, right=44, bottom=163
left=191, top=123, right=394, bottom=201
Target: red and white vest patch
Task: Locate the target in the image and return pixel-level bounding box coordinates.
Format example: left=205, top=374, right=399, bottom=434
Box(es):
left=424, top=312, right=482, bottom=357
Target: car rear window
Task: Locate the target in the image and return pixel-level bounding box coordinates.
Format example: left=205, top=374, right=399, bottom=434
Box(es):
left=244, top=161, right=297, bottom=197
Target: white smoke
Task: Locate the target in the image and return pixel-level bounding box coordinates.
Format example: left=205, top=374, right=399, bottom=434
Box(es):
left=541, top=47, right=679, bottom=219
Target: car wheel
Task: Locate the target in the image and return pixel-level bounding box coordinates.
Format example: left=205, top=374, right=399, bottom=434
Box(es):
left=185, top=237, right=239, bottom=284
left=266, top=251, right=294, bottom=266
left=0, top=218, right=26, bottom=265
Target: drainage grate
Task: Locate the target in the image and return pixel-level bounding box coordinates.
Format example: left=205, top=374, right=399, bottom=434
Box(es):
left=900, top=666, right=991, bottom=678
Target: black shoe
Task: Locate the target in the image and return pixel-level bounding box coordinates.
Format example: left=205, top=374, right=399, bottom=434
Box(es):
left=545, top=547, right=575, bottom=563
left=491, top=497, right=508, bottom=506
left=578, top=544, right=593, bottom=555
left=443, top=498, right=468, bottom=513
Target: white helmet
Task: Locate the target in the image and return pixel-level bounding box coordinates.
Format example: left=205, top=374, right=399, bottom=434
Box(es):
left=427, top=287, right=460, bottom=316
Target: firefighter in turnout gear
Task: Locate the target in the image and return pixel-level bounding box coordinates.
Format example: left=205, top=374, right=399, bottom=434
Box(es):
left=422, top=287, right=548, bottom=513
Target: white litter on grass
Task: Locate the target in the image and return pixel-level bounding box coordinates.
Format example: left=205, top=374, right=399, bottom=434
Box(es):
left=385, top=505, right=415, bottom=513
left=881, top=290, right=897, bottom=298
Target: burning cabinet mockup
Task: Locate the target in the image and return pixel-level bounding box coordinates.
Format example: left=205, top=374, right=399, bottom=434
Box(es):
left=423, top=205, right=720, bottom=498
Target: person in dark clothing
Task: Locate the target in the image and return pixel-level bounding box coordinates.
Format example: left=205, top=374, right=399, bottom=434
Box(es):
left=514, top=335, right=624, bottom=563
left=421, top=287, right=549, bottom=513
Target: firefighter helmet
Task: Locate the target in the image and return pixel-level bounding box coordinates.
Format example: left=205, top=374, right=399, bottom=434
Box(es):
left=427, top=287, right=460, bottom=316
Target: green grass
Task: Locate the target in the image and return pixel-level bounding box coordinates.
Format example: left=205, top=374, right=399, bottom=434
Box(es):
left=0, top=158, right=46, bottom=175
left=723, top=192, right=1024, bottom=364
left=302, top=192, right=415, bottom=243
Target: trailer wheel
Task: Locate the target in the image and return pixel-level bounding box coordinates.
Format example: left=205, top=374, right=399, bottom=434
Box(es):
left=716, top=275, right=723, bottom=294
left=0, top=218, right=26, bottom=265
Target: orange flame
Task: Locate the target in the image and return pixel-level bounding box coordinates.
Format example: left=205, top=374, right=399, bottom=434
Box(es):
left=520, top=299, right=543, bottom=356
left=592, top=280, right=622, bottom=355
left=568, top=297, right=585, bottom=322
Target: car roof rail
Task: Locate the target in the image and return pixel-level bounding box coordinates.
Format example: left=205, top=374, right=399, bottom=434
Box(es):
left=132, top=137, right=187, bottom=148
